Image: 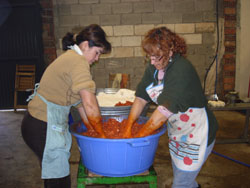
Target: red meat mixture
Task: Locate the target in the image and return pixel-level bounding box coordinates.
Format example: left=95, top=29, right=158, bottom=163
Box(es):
left=115, top=101, right=133, bottom=106
left=79, top=118, right=158, bottom=139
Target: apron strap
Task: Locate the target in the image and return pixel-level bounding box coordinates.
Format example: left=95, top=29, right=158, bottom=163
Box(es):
left=73, top=100, right=81, bottom=107
left=26, top=83, right=40, bottom=102
left=26, top=83, right=49, bottom=106
left=37, top=93, right=48, bottom=104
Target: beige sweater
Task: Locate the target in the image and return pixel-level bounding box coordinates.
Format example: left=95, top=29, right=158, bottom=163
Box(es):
left=28, top=50, right=96, bottom=122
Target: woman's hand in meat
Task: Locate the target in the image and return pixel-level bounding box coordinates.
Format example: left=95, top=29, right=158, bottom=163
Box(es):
left=79, top=89, right=106, bottom=138
left=135, top=108, right=168, bottom=137
left=120, top=120, right=133, bottom=138
left=120, top=97, right=148, bottom=138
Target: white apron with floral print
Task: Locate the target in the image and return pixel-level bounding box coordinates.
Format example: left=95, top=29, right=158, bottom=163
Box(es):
left=167, top=108, right=208, bottom=171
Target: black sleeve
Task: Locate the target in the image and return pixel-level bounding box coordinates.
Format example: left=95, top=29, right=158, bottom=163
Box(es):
left=157, top=59, right=206, bottom=113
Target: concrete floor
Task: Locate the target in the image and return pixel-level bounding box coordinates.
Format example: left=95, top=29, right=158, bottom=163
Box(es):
left=0, top=110, right=250, bottom=188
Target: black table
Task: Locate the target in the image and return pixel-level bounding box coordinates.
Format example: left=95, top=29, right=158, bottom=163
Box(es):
left=209, top=103, right=250, bottom=144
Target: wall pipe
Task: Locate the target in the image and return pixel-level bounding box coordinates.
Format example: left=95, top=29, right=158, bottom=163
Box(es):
left=248, top=76, right=250, bottom=98
left=203, top=0, right=219, bottom=94
left=212, top=150, right=250, bottom=168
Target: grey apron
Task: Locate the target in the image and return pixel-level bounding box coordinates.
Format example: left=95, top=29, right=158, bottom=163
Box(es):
left=27, top=84, right=80, bottom=178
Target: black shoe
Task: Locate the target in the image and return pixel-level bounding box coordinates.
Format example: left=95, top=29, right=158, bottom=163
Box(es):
left=197, top=184, right=201, bottom=188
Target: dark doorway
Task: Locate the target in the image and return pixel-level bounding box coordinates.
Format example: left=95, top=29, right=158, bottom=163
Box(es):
left=0, top=0, right=44, bottom=109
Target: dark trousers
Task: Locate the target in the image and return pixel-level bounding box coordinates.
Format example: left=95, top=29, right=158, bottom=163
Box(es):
left=21, top=112, right=71, bottom=188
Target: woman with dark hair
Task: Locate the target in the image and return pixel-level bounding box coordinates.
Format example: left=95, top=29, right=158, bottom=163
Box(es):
left=122, top=27, right=218, bottom=188
left=21, top=24, right=111, bottom=188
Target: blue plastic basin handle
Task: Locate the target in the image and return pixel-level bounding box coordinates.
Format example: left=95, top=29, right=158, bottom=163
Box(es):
left=128, top=140, right=150, bottom=147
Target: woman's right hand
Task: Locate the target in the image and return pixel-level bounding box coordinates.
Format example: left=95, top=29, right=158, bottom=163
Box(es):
left=120, top=97, right=148, bottom=138
left=120, top=119, right=133, bottom=138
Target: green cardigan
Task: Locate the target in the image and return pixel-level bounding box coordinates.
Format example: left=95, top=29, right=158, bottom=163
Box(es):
left=135, top=54, right=218, bottom=146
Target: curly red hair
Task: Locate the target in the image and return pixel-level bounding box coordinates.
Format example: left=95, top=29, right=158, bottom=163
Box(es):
left=142, top=27, right=187, bottom=58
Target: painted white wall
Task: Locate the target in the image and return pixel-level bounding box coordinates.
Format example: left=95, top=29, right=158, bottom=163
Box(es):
left=236, top=0, right=250, bottom=99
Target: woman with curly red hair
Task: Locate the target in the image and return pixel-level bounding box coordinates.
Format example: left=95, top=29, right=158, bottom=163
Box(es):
left=122, top=27, right=218, bottom=188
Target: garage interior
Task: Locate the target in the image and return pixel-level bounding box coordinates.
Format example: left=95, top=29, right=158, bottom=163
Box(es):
left=0, top=0, right=250, bottom=188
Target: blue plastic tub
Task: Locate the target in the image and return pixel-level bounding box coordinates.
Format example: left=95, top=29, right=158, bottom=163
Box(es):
left=70, top=115, right=167, bottom=177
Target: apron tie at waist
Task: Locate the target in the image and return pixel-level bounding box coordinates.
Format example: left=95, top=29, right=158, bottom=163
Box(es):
left=26, top=83, right=40, bottom=102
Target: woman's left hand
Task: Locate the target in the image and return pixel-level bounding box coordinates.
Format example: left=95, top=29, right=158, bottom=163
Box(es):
left=135, top=108, right=168, bottom=137
left=79, top=89, right=106, bottom=138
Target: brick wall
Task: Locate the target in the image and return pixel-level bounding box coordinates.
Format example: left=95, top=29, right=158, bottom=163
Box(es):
left=223, top=0, right=236, bottom=95
left=40, top=0, right=57, bottom=66
left=48, top=0, right=222, bottom=91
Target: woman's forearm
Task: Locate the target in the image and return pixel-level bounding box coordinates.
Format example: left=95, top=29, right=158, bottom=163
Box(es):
left=77, top=106, right=94, bottom=131
left=121, top=97, right=147, bottom=138
left=135, top=108, right=168, bottom=137
left=79, top=89, right=106, bottom=138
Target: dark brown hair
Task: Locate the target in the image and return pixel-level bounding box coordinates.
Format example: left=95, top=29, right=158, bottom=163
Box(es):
left=142, top=27, right=186, bottom=58
left=62, top=24, right=111, bottom=54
